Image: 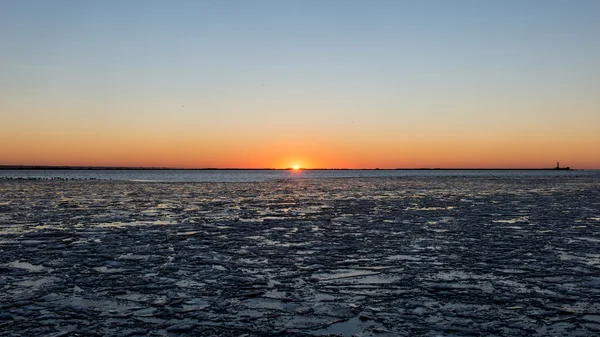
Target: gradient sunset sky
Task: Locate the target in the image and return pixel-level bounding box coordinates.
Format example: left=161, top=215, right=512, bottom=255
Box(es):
left=1, top=0, right=598, bottom=169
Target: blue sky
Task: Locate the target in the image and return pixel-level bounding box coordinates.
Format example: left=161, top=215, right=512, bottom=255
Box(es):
left=1, top=1, right=599, bottom=168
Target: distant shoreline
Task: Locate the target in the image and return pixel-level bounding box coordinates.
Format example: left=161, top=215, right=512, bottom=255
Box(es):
left=0, top=165, right=577, bottom=171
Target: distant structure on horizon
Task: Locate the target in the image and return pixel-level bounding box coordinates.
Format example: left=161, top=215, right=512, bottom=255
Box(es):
left=554, top=162, right=571, bottom=170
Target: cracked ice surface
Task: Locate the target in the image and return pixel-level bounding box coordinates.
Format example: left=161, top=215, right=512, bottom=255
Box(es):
left=1, top=176, right=600, bottom=336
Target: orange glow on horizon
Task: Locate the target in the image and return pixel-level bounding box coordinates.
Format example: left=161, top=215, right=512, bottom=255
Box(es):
left=0, top=126, right=599, bottom=169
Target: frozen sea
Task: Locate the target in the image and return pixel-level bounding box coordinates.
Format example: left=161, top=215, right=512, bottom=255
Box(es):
left=1, top=171, right=600, bottom=336
left=0, top=168, right=597, bottom=182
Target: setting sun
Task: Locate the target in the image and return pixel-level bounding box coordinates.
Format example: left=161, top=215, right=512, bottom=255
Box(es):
left=293, top=165, right=300, bottom=170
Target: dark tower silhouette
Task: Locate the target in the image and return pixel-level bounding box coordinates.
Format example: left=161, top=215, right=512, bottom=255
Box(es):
left=553, top=162, right=570, bottom=170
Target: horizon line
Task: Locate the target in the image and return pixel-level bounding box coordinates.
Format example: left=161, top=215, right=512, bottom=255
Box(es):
left=0, top=165, right=585, bottom=171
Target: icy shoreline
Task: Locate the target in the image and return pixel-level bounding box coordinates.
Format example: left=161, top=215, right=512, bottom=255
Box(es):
left=1, top=177, right=599, bottom=336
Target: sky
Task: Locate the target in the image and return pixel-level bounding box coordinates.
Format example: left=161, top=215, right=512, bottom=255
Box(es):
left=1, top=0, right=599, bottom=169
